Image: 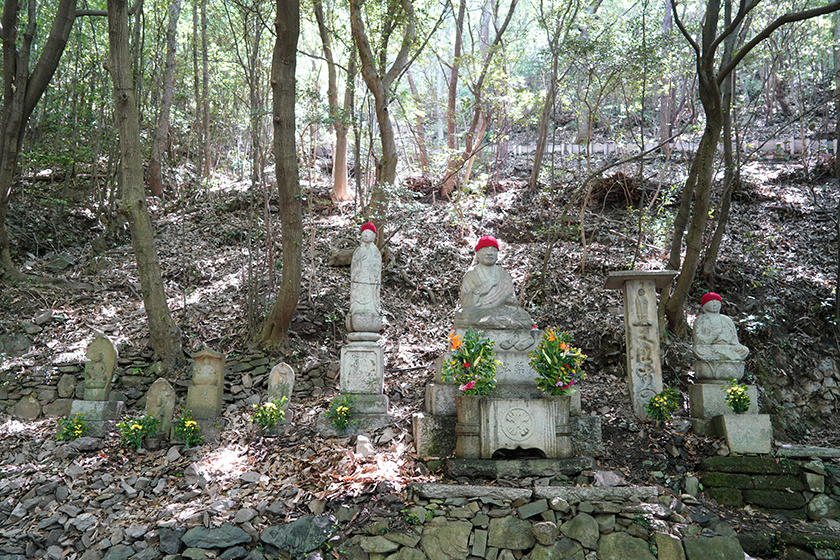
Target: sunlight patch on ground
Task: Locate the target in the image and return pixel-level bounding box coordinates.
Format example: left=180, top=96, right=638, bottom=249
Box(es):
left=194, top=444, right=252, bottom=485
left=181, top=269, right=244, bottom=308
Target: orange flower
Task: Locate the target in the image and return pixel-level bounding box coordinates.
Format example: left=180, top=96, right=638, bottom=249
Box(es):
left=449, top=331, right=463, bottom=350
left=547, top=330, right=556, bottom=342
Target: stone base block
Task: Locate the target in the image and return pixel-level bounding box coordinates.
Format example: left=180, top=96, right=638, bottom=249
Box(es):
left=571, top=415, right=603, bottom=457
left=346, top=393, right=389, bottom=414
left=412, top=413, right=457, bottom=458
left=186, top=385, right=224, bottom=419
left=714, top=414, right=773, bottom=454
left=690, top=418, right=715, bottom=437
left=341, top=342, right=384, bottom=394
left=43, top=399, right=73, bottom=418
left=69, top=400, right=125, bottom=437
left=446, top=457, right=594, bottom=478
left=314, top=411, right=393, bottom=437
left=689, top=383, right=758, bottom=420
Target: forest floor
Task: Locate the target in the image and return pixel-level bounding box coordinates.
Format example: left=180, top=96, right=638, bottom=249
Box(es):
left=1, top=149, right=840, bottom=550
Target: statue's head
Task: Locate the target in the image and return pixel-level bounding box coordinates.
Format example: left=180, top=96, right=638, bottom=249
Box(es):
left=475, top=236, right=499, bottom=266
left=701, top=292, right=722, bottom=313
left=360, top=221, right=377, bottom=243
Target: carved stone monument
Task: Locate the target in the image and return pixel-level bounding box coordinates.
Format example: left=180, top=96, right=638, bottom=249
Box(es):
left=318, top=222, right=391, bottom=434
left=267, top=362, right=294, bottom=420
left=145, top=378, right=176, bottom=438
left=414, top=236, right=602, bottom=466
left=186, top=348, right=225, bottom=419
left=604, top=270, right=677, bottom=418
left=83, top=335, right=117, bottom=401
left=692, top=292, right=749, bottom=382
left=69, top=335, right=125, bottom=436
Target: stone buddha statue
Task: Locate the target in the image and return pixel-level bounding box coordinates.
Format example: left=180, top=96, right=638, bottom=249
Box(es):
left=454, top=236, right=535, bottom=332
left=346, top=222, right=382, bottom=333
left=692, top=292, right=749, bottom=382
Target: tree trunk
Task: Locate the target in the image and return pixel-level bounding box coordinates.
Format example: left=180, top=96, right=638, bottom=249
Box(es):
left=350, top=0, right=416, bottom=238
left=530, top=51, right=558, bottom=190
left=200, top=0, right=211, bottom=177
left=834, top=11, right=840, bottom=319
left=0, top=0, right=77, bottom=278
left=149, top=0, right=181, bottom=198
left=106, top=0, right=184, bottom=372
left=260, top=0, right=302, bottom=349
left=313, top=0, right=351, bottom=201
left=407, top=71, right=430, bottom=171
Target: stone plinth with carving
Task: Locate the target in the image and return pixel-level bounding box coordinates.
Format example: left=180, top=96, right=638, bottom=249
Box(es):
left=604, top=270, right=677, bottom=418
left=186, top=348, right=225, bottom=419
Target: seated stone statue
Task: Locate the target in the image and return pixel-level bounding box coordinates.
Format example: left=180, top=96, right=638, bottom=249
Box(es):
left=454, top=236, right=535, bottom=331
left=346, top=222, right=382, bottom=333
left=692, top=292, right=749, bottom=382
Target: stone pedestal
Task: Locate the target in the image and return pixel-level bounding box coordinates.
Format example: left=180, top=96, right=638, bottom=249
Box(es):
left=415, top=328, right=599, bottom=461
left=604, top=270, right=677, bottom=418
left=688, top=383, right=758, bottom=435
left=454, top=396, right=572, bottom=459
left=714, top=414, right=773, bottom=454
left=317, top=335, right=392, bottom=436
left=69, top=400, right=125, bottom=437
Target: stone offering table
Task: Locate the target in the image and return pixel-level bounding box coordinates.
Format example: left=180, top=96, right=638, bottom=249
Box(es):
left=604, top=270, right=677, bottom=418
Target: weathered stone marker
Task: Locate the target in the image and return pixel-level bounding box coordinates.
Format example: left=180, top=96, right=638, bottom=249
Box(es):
left=604, top=270, right=677, bottom=418
left=267, top=362, right=294, bottom=420
left=145, top=378, right=176, bottom=437
left=69, top=334, right=124, bottom=436
left=186, top=348, right=225, bottom=419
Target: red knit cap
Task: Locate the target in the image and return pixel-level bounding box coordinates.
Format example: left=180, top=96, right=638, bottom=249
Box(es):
left=701, top=292, right=722, bottom=307
left=475, top=236, right=499, bottom=252
left=360, top=222, right=377, bottom=234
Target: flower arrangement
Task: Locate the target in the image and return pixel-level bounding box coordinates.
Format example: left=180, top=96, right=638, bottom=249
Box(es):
left=173, top=408, right=203, bottom=448
left=250, top=398, right=287, bottom=429
left=530, top=330, right=587, bottom=395
left=441, top=328, right=500, bottom=396
left=645, top=387, right=681, bottom=422
left=56, top=414, right=89, bottom=441
left=326, top=394, right=356, bottom=432
left=116, top=415, right=160, bottom=451
left=723, top=378, right=750, bottom=414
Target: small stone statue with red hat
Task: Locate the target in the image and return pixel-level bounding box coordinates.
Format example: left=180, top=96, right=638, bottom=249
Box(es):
left=346, top=222, right=382, bottom=333
left=454, top=235, right=534, bottom=331
left=692, top=292, right=749, bottom=382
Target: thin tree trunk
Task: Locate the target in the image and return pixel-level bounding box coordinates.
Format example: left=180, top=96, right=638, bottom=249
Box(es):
left=191, top=0, right=201, bottom=171
left=834, top=11, right=840, bottom=318
left=313, top=0, right=351, bottom=201
left=407, top=71, right=430, bottom=171
left=201, top=0, right=210, bottom=177
left=530, top=52, right=559, bottom=190
left=260, top=0, right=302, bottom=349
left=106, top=0, right=183, bottom=372
left=149, top=0, right=181, bottom=198
left=0, top=0, right=77, bottom=278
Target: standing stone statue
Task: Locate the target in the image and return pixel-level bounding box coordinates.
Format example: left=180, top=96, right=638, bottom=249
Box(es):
left=268, top=362, right=294, bottom=420
left=145, top=378, right=176, bottom=437
left=346, top=222, right=382, bottom=333
left=693, top=292, right=749, bottom=382
left=454, top=236, right=534, bottom=332
left=83, top=335, right=117, bottom=401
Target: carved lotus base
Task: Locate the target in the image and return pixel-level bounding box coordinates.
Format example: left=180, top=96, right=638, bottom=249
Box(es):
left=693, top=359, right=745, bottom=384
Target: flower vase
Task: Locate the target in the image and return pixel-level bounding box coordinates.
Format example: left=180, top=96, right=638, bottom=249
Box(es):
left=454, top=394, right=481, bottom=458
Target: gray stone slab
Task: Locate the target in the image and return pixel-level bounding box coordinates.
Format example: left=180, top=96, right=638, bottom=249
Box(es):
left=714, top=414, right=773, bottom=455
left=410, top=483, right=532, bottom=501
left=533, top=486, right=659, bottom=502
left=412, top=413, right=456, bottom=458
left=689, top=383, right=758, bottom=420
left=446, top=458, right=594, bottom=478
left=777, top=445, right=840, bottom=458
